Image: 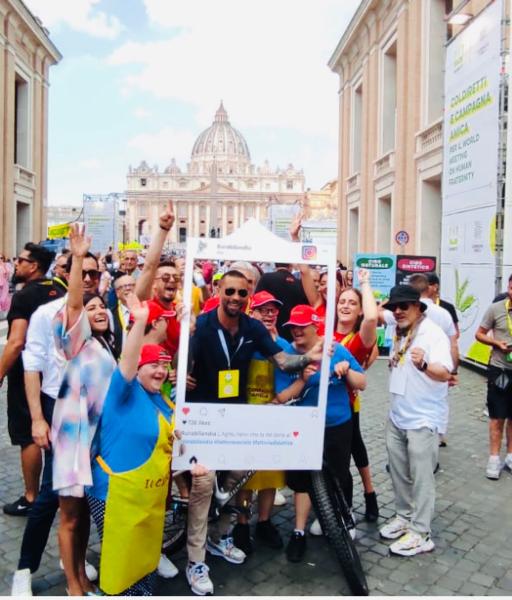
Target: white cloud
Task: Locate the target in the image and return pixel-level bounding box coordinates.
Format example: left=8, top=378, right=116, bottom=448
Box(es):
left=24, top=0, right=123, bottom=39
left=127, top=127, right=197, bottom=170
left=133, top=107, right=152, bottom=119
left=107, top=0, right=359, bottom=139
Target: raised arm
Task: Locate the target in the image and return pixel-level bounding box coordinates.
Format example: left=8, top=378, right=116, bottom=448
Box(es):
left=357, top=268, right=378, bottom=348
left=119, top=294, right=149, bottom=381
left=135, top=201, right=175, bottom=301
left=66, top=223, right=92, bottom=330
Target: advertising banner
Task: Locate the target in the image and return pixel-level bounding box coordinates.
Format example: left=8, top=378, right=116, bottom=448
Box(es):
left=395, top=255, right=437, bottom=286
left=441, top=0, right=502, bottom=364
left=353, top=253, right=396, bottom=303
left=83, top=195, right=117, bottom=254
left=47, top=223, right=71, bottom=239
left=268, top=204, right=301, bottom=240
left=300, top=220, right=337, bottom=246
left=172, top=219, right=337, bottom=470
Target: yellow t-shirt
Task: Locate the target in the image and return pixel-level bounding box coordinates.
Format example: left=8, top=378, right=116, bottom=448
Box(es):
left=176, top=285, right=202, bottom=316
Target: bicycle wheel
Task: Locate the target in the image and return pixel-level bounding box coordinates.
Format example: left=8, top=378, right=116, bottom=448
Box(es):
left=310, top=470, right=369, bottom=596
left=162, top=499, right=188, bottom=555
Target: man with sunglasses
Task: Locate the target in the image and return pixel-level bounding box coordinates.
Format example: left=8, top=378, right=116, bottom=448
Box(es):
left=378, top=285, right=452, bottom=557
left=0, top=243, right=63, bottom=517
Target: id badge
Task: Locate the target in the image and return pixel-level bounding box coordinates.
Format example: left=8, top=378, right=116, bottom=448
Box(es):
left=218, top=369, right=240, bottom=399
left=389, top=365, right=406, bottom=396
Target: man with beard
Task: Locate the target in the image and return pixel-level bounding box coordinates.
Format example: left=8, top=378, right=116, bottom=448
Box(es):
left=0, top=243, right=63, bottom=516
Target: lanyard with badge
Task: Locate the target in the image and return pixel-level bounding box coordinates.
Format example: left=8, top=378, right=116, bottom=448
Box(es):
left=505, top=299, right=512, bottom=363
left=217, top=329, right=244, bottom=398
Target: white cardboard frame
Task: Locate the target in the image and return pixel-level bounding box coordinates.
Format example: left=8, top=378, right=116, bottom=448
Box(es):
left=172, top=219, right=336, bottom=470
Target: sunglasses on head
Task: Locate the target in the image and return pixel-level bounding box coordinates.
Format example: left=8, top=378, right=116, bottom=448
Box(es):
left=82, top=269, right=100, bottom=280
left=391, top=302, right=413, bottom=312
left=224, top=287, right=249, bottom=298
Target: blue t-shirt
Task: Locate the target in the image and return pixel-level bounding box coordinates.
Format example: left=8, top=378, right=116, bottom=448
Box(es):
left=88, top=368, right=173, bottom=501
left=295, top=344, right=364, bottom=427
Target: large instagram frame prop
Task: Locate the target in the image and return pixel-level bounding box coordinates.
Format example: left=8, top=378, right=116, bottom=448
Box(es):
left=172, top=219, right=336, bottom=470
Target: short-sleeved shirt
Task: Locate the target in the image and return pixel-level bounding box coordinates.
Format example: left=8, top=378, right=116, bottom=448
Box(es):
left=188, top=309, right=282, bottom=403
left=480, top=298, right=512, bottom=369
left=439, top=299, right=458, bottom=325
left=6, top=278, right=63, bottom=384
left=255, top=269, right=309, bottom=341
left=152, top=296, right=181, bottom=358
left=291, top=343, right=364, bottom=427
left=89, top=369, right=173, bottom=501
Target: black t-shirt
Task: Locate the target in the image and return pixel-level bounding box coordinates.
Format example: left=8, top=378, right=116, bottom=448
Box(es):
left=255, top=269, right=309, bottom=341
left=188, top=309, right=282, bottom=404
left=7, top=278, right=65, bottom=382
left=439, top=299, right=459, bottom=325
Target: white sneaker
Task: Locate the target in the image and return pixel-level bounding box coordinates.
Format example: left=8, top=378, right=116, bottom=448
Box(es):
left=206, top=535, right=246, bottom=564
left=157, top=554, right=178, bottom=578
left=309, top=518, right=323, bottom=536
left=273, top=490, right=287, bottom=506
left=59, top=559, right=98, bottom=582
left=186, top=562, right=214, bottom=596
left=504, top=454, right=512, bottom=472
left=389, top=531, right=435, bottom=556
left=11, top=569, right=32, bottom=596
left=380, top=516, right=410, bottom=540
left=486, top=456, right=503, bottom=480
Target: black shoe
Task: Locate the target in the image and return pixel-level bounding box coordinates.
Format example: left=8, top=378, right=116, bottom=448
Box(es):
left=385, top=463, right=390, bottom=473
left=3, top=495, right=33, bottom=517
left=434, top=462, right=440, bottom=474
left=232, top=523, right=253, bottom=555
left=364, top=491, right=379, bottom=522
left=286, top=531, right=306, bottom=563
left=255, top=519, right=283, bottom=549
left=439, top=440, right=447, bottom=448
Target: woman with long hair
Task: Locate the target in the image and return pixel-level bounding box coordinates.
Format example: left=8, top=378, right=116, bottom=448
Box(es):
left=51, top=224, right=117, bottom=596
left=0, top=254, right=12, bottom=314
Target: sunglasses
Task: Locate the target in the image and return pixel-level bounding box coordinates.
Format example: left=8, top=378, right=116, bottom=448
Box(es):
left=255, top=307, right=278, bottom=316
left=391, top=302, right=413, bottom=312
left=82, top=269, right=100, bottom=280
left=224, top=287, right=249, bottom=298
left=115, top=283, right=135, bottom=292
left=155, top=273, right=179, bottom=283
left=15, top=256, right=35, bottom=264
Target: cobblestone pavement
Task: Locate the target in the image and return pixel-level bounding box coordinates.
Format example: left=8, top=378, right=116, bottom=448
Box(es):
left=1, top=360, right=512, bottom=596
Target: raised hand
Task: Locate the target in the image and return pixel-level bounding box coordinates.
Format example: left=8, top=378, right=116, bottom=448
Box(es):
left=289, top=210, right=304, bottom=242
left=357, top=268, right=371, bottom=285
left=125, top=292, right=149, bottom=322
left=159, top=200, right=175, bottom=232
left=68, top=223, right=91, bottom=257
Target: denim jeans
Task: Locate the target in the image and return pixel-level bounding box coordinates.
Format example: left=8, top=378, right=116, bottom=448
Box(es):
left=18, top=393, right=59, bottom=573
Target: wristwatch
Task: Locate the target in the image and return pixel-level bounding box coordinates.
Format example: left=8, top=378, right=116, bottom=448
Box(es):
left=419, top=361, right=428, bottom=372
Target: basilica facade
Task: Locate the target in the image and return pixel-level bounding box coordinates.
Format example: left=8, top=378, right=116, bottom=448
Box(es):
left=125, top=102, right=305, bottom=244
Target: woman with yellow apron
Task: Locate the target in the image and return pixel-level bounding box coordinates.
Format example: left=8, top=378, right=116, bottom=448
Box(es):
left=87, top=297, right=175, bottom=595
left=232, top=291, right=307, bottom=555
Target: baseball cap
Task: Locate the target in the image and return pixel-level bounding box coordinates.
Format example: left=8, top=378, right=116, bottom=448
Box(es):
left=212, top=272, right=223, bottom=283
left=130, top=300, right=176, bottom=326
left=250, top=291, right=283, bottom=311
left=283, top=304, right=321, bottom=327
left=138, top=344, right=172, bottom=368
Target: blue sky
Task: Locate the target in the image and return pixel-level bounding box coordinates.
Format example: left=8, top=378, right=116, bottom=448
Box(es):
left=25, top=0, right=360, bottom=207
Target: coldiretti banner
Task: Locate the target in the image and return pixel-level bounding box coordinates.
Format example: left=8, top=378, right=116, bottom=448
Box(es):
left=47, top=223, right=71, bottom=239
left=353, top=253, right=396, bottom=303
left=441, top=0, right=502, bottom=365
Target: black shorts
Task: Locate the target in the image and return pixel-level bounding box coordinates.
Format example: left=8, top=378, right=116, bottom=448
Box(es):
left=487, top=365, right=512, bottom=420
left=286, top=419, right=353, bottom=493
left=7, top=376, right=33, bottom=448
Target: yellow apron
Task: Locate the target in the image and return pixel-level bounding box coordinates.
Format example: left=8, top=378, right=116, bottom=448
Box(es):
left=96, top=410, right=173, bottom=595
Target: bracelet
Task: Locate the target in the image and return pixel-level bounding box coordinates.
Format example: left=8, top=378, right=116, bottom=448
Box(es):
left=159, top=225, right=171, bottom=232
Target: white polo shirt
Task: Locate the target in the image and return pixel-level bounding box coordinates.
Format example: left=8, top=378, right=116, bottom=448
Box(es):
left=388, top=317, right=453, bottom=432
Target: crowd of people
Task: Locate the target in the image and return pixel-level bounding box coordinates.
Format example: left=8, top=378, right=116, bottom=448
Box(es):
left=0, top=202, right=511, bottom=596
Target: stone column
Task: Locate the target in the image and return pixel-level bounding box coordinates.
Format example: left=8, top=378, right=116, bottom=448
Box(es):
left=194, top=202, right=200, bottom=236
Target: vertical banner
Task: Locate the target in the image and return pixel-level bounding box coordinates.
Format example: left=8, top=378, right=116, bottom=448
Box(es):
left=83, top=195, right=118, bottom=254
left=441, top=0, right=502, bottom=364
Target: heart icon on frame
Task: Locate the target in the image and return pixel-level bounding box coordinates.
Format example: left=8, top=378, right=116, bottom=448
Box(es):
left=182, top=407, right=190, bottom=415
left=293, top=431, right=299, bottom=438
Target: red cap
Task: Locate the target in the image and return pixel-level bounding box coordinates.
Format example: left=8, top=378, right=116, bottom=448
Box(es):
left=202, top=296, right=220, bottom=313
left=250, top=291, right=283, bottom=311
left=138, top=344, right=172, bottom=368
left=283, top=304, right=321, bottom=328
left=130, top=300, right=176, bottom=326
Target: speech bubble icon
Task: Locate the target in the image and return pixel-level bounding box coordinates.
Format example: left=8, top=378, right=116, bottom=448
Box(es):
left=311, top=410, right=319, bottom=418
left=182, top=407, right=190, bottom=415
left=200, top=407, right=208, bottom=416
left=218, top=408, right=226, bottom=417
